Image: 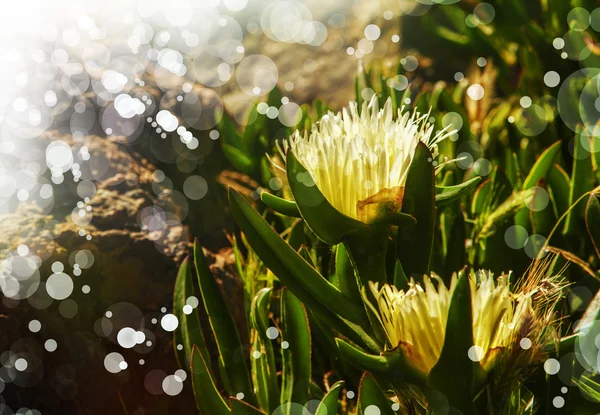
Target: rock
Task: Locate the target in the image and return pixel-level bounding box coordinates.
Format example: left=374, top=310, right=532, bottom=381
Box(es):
left=0, top=131, right=244, bottom=414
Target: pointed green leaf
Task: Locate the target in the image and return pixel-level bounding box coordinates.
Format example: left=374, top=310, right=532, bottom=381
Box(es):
left=471, top=179, right=491, bottom=215
left=336, top=244, right=361, bottom=302
left=241, top=104, right=265, bottom=152
left=393, top=259, right=409, bottom=291
left=194, top=241, right=257, bottom=407
left=220, top=112, right=243, bottom=148
left=586, top=194, right=600, bottom=260
left=286, top=218, right=306, bottom=251
left=336, top=339, right=425, bottom=387
left=223, top=144, right=256, bottom=174
left=287, top=150, right=368, bottom=245
left=191, top=345, right=231, bottom=415
left=547, top=164, right=571, bottom=219
left=504, top=149, right=522, bottom=189
left=397, top=142, right=436, bottom=277
left=565, top=136, right=595, bottom=236
left=522, top=141, right=562, bottom=189
left=357, top=372, right=397, bottom=415
left=343, top=225, right=390, bottom=287
left=575, top=288, right=600, bottom=376
left=428, top=271, right=483, bottom=415
left=315, top=381, right=344, bottom=415
left=530, top=185, right=555, bottom=235
left=228, top=188, right=370, bottom=329
left=260, top=192, right=301, bottom=218
left=435, top=177, right=482, bottom=206
left=231, top=399, right=266, bottom=415
left=250, top=288, right=279, bottom=413
left=250, top=288, right=274, bottom=342
left=388, top=212, right=417, bottom=227
left=490, top=167, right=514, bottom=209
left=573, top=375, right=600, bottom=404
left=297, top=240, right=315, bottom=269
left=476, top=168, right=516, bottom=270
left=445, top=211, right=466, bottom=280
left=355, top=61, right=368, bottom=107
left=439, top=88, right=470, bottom=135
left=251, top=335, right=273, bottom=414
left=280, top=288, right=312, bottom=409
left=260, top=157, right=273, bottom=186
left=267, top=86, right=284, bottom=109
left=173, top=256, right=210, bottom=368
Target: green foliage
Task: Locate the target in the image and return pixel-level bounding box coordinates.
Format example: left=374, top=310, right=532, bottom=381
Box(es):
left=180, top=3, right=600, bottom=413
left=194, top=240, right=257, bottom=406
left=173, top=256, right=210, bottom=368
left=396, top=142, right=436, bottom=278
left=174, top=242, right=395, bottom=415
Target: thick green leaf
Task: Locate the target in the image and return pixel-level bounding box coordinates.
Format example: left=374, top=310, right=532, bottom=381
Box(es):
left=477, top=169, right=518, bottom=271
left=223, top=144, right=255, bottom=174
left=441, top=170, right=455, bottom=188
left=572, top=375, right=600, bottom=404
left=481, top=102, right=512, bottom=149
left=565, top=136, right=595, bottom=236
left=414, top=91, right=430, bottom=116
left=547, top=164, right=571, bottom=218
left=280, top=288, right=312, bottom=410
left=336, top=338, right=425, bottom=387
left=261, top=192, right=301, bottom=218
left=173, top=256, right=210, bottom=368
left=191, top=345, right=231, bottom=415
left=297, top=237, right=316, bottom=268
left=343, top=225, right=390, bottom=286
left=231, top=399, right=266, bottom=415
left=522, top=141, right=562, bottom=189
left=439, top=87, right=470, bottom=135
left=220, top=112, right=243, bottom=148
left=504, top=149, right=522, bottom=189
left=287, top=150, right=368, bottom=245
left=260, top=157, right=273, bottom=186
left=586, top=194, right=600, bottom=260
left=194, top=241, right=257, bottom=407
left=393, top=259, right=409, bottom=291
left=250, top=288, right=279, bottom=414
left=530, top=185, right=555, bottom=235
left=251, top=335, right=273, bottom=415
left=471, top=179, right=491, bottom=215
left=575, top=289, right=600, bottom=375
left=397, top=142, right=436, bottom=278
left=435, top=176, right=482, bottom=206
left=336, top=244, right=361, bottom=302
left=286, top=218, right=306, bottom=251
left=357, top=372, right=397, bottom=415
left=228, top=188, right=371, bottom=330
left=241, top=104, right=264, bottom=152
left=489, top=167, right=515, bottom=210
left=445, top=211, right=466, bottom=280
left=428, top=271, right=483, bottom=415
left=315, top=381, right=344, bottom=415
left=314, top=99, right=328, bottom=119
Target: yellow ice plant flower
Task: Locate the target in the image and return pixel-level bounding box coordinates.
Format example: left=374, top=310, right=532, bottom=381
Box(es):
left=368, top=267, right=562, bottom=377
left=281, top=96, right=454, bottom=222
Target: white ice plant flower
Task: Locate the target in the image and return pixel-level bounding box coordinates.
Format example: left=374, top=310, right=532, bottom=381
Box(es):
left=367, top=259, right=564, bottom=377
left=281, top=96, right=455, bottom=223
